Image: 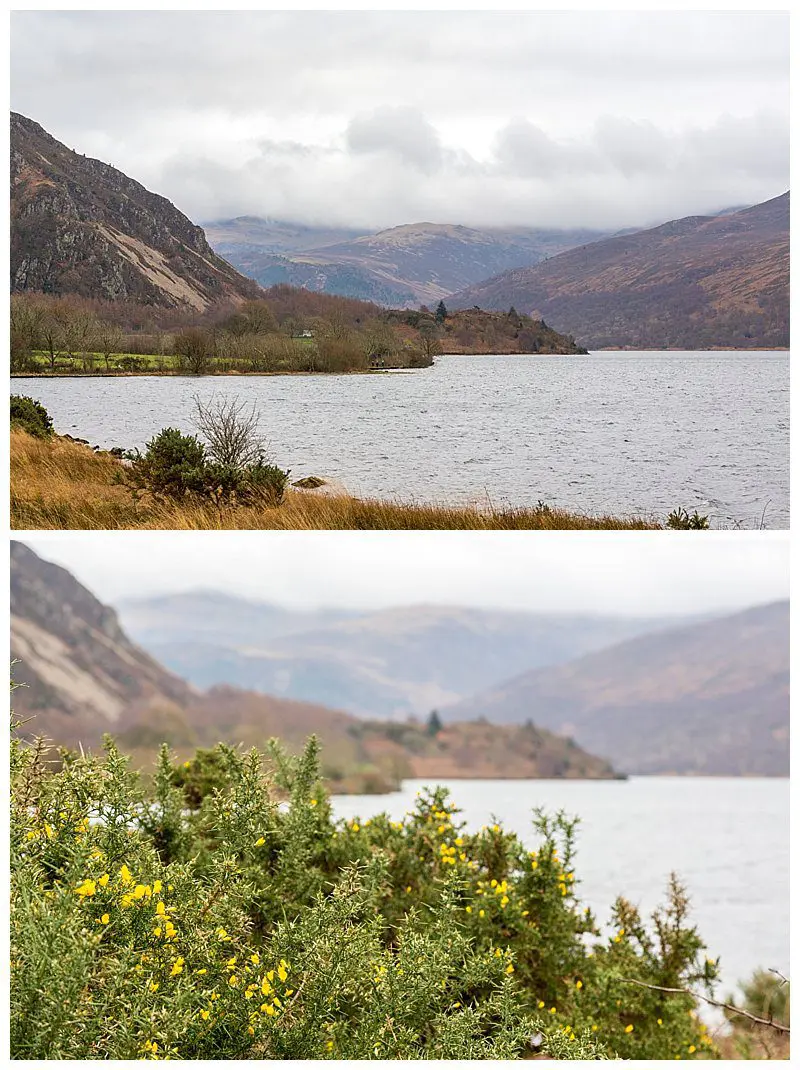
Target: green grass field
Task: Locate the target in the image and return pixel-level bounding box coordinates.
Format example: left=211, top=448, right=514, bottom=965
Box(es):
left=14, top=337, right=378, bottom=376
left=20, top=351, right=175, bottom=373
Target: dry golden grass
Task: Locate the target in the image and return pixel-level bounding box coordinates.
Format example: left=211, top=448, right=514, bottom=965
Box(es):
left=11, top=430, right=660, bottom=530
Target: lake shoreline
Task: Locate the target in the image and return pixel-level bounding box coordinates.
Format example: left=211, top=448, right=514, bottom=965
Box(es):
left=10, top=428, right=662, bottom=531
left=11, top=350, right=788, bottom=527
left=11, top=345, right=789, bottom=379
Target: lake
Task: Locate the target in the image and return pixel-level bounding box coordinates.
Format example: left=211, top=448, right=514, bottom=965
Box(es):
left=12, top=350, right=789, bottom=527
left=330, top=776, right=789, bottom=1011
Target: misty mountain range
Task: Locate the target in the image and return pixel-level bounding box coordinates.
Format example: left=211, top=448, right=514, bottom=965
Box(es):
left=117, top=594, right=674, bottom=718
left=9, top=543, right=620, bottom=788
left=116, top=589, right=788, bottom=777
left=10, top=543, right=789, bottom=777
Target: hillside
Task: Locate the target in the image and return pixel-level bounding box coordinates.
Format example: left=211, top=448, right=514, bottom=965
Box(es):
left=11, top=543, right=618, bottom=787
left=118, top=592, right=672, bottom=718
left=10, top=541, right=198, bottom=748
left=445, top=602, right=789, bottom=776
left=10, top=112, right=261, bottom=311
left=451, top=194, right=789, bottom=350
left=205, top=217, right=613, bottom=308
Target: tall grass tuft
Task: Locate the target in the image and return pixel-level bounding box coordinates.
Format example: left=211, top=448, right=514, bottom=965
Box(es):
left=11, top=431, right=660, bottom=530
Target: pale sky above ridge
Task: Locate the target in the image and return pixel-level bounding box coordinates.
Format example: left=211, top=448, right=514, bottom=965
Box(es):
left=18, top=532, right=789, bottom=617
left=10, top=11, right=789, bottom=231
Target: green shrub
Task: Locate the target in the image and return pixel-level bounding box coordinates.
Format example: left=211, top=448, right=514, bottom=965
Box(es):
left=10, top=725, right=724, bottom=1060
left=122, top=428, right=208, bottom=500
left=10, top=394, right=54, bottom=438
left=667, top=507, right=710, bottom=530
left=120, top=423, right=289, bottom=508
left=726, top=968, right=789, bottom=1029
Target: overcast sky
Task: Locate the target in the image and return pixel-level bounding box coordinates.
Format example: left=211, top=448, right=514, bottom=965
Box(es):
left=10, top=11, right=788, bottom=230
left=19, top=533, right=789, bottom=618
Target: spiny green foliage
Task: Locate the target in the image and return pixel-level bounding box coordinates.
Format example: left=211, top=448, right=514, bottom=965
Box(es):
left=119, top=429, right=289, bottom=507
left=11, top=729, right=722, bottom=1059
left=726, top=968, right=790, bottom=1029
left=667, top=507, right=710, bottom=530
left=10, top=394, right=53, bottom=438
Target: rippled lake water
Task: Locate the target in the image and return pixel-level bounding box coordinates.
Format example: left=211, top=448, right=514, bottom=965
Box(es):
left=331, top=776, right=789, bottom=1011
left=13, top=351, right=788, bottom=526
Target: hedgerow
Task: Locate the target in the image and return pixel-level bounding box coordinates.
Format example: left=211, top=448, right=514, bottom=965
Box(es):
left=11, top=726, right=722, bottom=1060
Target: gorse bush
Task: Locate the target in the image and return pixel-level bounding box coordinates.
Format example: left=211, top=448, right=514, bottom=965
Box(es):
left=11, top=723, right=724, bottom=1060
left=123, top=428, right=208, bottom=500
left=729, top=968, right=789, bottom=1027
left=10, top=394, right=53, bottom=438
left=667, top=507, right=710, bottom=530
left=120, top=427, right=289, bottom=508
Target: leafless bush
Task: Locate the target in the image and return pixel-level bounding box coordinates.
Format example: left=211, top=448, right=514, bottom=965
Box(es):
left=191, top=394, right=269, bottom=468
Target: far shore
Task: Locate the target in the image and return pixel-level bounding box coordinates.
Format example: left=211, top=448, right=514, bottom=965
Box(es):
left=10, top=346, right=789, bottom=378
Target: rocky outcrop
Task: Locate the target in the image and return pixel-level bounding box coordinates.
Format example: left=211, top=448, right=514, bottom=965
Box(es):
left=10, top=112, right=261, bottom=309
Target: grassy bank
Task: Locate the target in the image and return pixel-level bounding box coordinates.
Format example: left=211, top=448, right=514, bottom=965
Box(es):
left=12, top=345, right=425, bottom=376
left=11, top=430, right=660, bottom=530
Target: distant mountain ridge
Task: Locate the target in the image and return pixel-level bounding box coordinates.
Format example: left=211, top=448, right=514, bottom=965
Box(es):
left=204, top=217, right=615, bottom=308
left=445, top=601, right=789, bottom=776
left=10, top=112, right=260, bottom=310
left=118, top=592, right=680, bottom=718
left=11, top=544, right=618, bottom=787
left=450, top=193, right=789, bottom=349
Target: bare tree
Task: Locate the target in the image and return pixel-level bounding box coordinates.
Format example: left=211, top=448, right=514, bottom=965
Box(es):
left=97, top=323, right=125, bottom=371
left=39, top=309, right=69, bottom=372
left=418, top=324, right=443, bottom=359
left=10, top=297, right=44, bottom=371
left=63, top=310, right=100, bottom=363
left=174, top=328, right=211, bottom=375
left=192, top=394, right=268, bottom=468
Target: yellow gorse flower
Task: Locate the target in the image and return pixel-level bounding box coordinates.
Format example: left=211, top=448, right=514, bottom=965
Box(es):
left=75, top=879, right=96, bottom=898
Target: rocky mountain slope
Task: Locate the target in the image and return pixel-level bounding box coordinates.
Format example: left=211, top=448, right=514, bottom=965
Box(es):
left=118, top=593, right=674, bottom=719
left=451, top=194, right=789, bottom=350
left=11, top=544, right=618, bottom=787
left=10, top=540, right=194, bottom=743
left=10, top=112, right=260, bottom=310
left=205, top=217, right=613, bottom=308
left=445, top=602, right=789, bottom=776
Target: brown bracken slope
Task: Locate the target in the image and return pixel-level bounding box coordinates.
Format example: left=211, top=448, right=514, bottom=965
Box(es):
left=446, top=602, right=789, bottom=776
left=10, top=112, right=261, bottom=310
left=451, top=194, right=789, bottom=350
left=10, top=542, right=618, bottom=786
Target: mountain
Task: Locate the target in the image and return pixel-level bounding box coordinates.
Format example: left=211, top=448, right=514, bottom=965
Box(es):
left=117, top=593, right=674, bottom=719
left=10, top=540, right=194, bottom=743
left=10, top=544, right=619, bottom=787
left=10, top=112, right=261, bottom=310
left=117, top=591, right=356, bottom=649
left=204, top=218, right=614, bottom=308
left=451, top=194, right=790, bottom=350
left=445, top=602, right=789, bottom=776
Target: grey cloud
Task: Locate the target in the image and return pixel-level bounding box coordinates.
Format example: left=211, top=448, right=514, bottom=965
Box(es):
left=592, top=118, right=671, bottom=178
left=346, top=107, right=444, bottom=175
left=493, top=120, right=593, bottom=178
left=10, top=11, right=789, bottom=230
